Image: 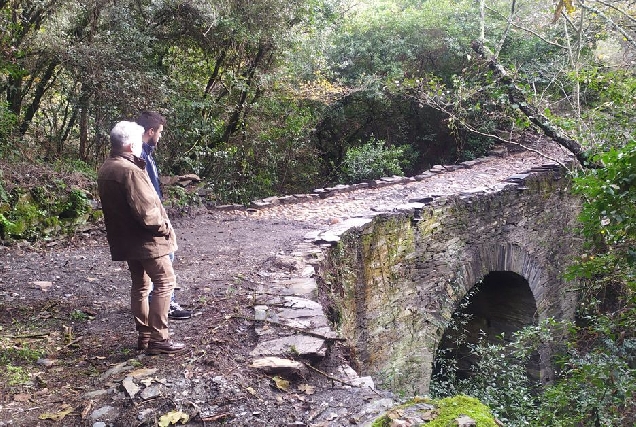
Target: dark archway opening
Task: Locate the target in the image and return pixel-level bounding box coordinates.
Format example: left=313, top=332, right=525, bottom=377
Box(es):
left=433, top=271, right=540, bottom=383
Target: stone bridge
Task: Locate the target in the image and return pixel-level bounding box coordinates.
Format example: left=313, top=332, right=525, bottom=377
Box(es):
left=317, top=167, right=581, bottom=395
left=241, top=143, right=581, bottom=397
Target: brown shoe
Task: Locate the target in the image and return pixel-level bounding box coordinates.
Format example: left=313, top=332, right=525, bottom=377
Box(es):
left=146, top=339, right=186, bottom=355
left=137, top=336, right=150, bottom=351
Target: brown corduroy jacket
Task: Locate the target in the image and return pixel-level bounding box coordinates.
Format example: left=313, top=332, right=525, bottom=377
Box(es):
left=97, top=152, right=177, bottom=261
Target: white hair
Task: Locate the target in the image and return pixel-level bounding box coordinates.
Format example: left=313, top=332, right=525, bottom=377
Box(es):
left=110, top=121, right=144, bottom=155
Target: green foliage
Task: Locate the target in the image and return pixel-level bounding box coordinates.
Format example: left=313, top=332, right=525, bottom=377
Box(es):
left=2, top=365, right=30, bottom=386
left=433, top=280, right=636, bottom=426
left=326, top=0, right=474, bottom=84
left=0, top=101, right=17, bottom=152
left=431, top=320, right=553, bottom=425
left=538, top=329, right=636, bottom=426
left=339, top=138, right=416, bottom=183
left=0, top=185, right=93, bottom=241
left=416, top=65, right=530, bottom=163
left=573, top=141, right=636, bottom=252
left=164, top=185, right=204, bottom=210
left=53, top=159, right=97, bottom=181
left=315, top=1, right=481, bottom=171
left=59, top=189, right=91, bottom=218
left=553, top=140, right=636, bottom=426
left=544, top=68, right=636, bottom=154
left=168, top=94, right=324, bottom=205
left=579, top=68, right=636, bottom=151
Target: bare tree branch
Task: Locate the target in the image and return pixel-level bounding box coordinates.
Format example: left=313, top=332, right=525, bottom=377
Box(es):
left=579, top=1, right=636, bottom=50
left=494, top=0, right=517, bottom=58
left=594, top=0, right=636, bottom=27
left=484, top=5, right=567, bottom=49
left=419, top=90, right=571, bottom=169
left=470, top=39, right=597, bottom=167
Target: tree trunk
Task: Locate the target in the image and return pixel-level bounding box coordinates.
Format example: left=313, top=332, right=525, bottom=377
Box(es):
left=19, top=61, right=58, bottom=135
left=78, top=92, right=90, bottom=161
left=6, top=75, right=23, bottom=116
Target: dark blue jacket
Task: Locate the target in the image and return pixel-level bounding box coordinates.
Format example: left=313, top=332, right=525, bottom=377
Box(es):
left=140, top=143, right=162, bottom=199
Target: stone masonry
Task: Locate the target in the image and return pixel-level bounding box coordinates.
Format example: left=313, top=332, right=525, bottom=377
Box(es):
left=323, top=167, right=581, bottom=395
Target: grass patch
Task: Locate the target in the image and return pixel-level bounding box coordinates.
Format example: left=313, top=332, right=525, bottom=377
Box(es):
left=69, top=309, right=91, bottom=321
left=3, top=364, right=31, bottom=386
left=0, top=342, right=43, bottom=391
left=0, top=345, right=43, bottom=365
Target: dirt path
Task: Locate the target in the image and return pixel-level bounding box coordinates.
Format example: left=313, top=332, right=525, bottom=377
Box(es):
left=0, top=141, right=574, bottom=426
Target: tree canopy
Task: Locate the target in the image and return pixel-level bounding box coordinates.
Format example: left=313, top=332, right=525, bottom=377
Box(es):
left=2, top=0, right=633, bottom=198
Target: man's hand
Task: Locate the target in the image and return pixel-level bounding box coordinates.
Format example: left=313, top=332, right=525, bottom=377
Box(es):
left=163, top=219, right=173, bottom=237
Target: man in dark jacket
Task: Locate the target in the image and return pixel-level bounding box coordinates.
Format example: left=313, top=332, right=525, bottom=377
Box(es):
left=97, top=121, right=186, bottom=355
left=136, top=111, right=191, bottom=320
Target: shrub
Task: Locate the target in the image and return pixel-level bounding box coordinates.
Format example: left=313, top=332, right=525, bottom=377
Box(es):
left=0, top=186, right=93, bottom=241
left=339, top=138, right=416, bottom=183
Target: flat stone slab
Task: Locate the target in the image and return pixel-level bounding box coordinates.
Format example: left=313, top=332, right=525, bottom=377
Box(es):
left=122, top=377, right=141, bottom=398
left=506, top=173, right=530, bottom=182
left=275, top=316, right=330, bottom=331
left=253, top=296, right=332, bottom=335
left=316, top=217, right=374, bottom=243
left=337, top=365, right=375, bottom=389
left=309, top=326, right=340, bottom=340
left=315, top=230, right=341, bottom=244
left=251, top=357, right=306, bottom=376
left=393, top=202, right=425, bottom=213
left=275, top=277, right=317, bottom=297
left=140, top=385, right=162, bottom=400
left=282, top=296, right=322, bottom=310
left=379, top=176, right=407, bottom=184
left=250, top=335, right=326, bottom=358
left=276, top=305, right=327, bottom=325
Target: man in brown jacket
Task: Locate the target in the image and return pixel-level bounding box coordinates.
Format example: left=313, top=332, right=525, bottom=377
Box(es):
left=97, top=120, right=186, bottom=355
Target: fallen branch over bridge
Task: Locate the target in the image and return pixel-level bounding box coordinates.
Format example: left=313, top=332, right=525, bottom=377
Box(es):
left=470, top=39, right=598, bottom=168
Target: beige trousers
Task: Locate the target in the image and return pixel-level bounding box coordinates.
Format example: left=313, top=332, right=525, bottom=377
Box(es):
left=127, top=255, right=175, bottom=342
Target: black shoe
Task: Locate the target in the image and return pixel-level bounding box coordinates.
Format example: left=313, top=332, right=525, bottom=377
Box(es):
left=168, top=302, right=191, bottom=320
left=146, top=339, right=186, bottom=355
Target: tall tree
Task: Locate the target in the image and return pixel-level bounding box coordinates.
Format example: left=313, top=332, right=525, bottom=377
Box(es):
left=0, top=0, right=62, bottom=137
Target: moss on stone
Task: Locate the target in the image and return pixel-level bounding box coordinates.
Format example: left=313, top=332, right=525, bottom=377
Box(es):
left=428, top=395, right=497, bottom=426
left=370, top=395, right=497, bottom=426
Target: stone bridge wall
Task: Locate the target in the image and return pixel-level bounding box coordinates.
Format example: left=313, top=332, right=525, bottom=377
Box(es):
left=322, top=168, right=582, bottom=395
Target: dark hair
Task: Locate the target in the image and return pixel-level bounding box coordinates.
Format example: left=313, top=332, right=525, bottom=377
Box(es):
left=136, top=111, right=166, bottom=132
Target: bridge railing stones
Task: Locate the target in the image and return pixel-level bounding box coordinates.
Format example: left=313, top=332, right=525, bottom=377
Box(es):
left=209, top=157, right=495, bottom=212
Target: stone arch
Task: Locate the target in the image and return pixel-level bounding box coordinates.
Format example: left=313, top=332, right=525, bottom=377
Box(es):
left=436, top=270, right=541, bottom=382
left=458, top=243, right=548, bottom=319
left=435, top=243, right=554, bottom=385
